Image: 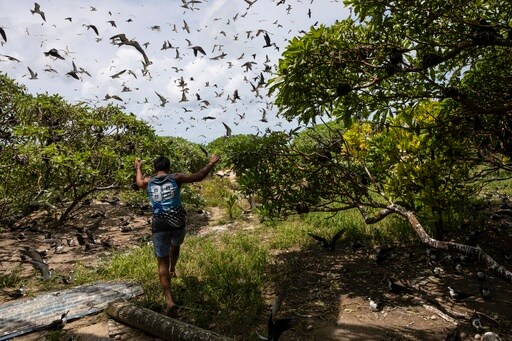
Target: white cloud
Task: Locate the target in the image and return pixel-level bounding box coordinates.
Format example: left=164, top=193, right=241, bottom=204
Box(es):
left=1, top=0, right=349, bottom=142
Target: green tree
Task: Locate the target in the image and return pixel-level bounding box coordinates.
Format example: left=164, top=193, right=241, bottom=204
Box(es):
left=243, top=1, right=512, bottom=281
left=0, top=74, right=165, bottom=225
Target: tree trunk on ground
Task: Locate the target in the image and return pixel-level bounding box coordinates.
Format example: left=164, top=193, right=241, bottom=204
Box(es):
left=106, top=301, right=235, bottom=341
left=391, top=205, right=512, bottom=283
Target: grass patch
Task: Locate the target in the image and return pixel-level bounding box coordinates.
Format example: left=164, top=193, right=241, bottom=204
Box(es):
left=199, top=177, right=234, bottom=207
left=302, top=209, right=416, bottom=246
left=175, top=233, right=268, bottom=334
left=0, top=265, right=24, bottom=289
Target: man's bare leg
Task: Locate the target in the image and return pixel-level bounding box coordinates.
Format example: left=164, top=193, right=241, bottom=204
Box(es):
left=157, top=256, right=174, bottom=313
left=169, top=245, right=180, bottom=276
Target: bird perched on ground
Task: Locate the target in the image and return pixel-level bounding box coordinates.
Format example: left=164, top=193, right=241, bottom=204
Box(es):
left=447, top=286, right=473, bottom=300
left=44, top=48, right=65, bottom=60
left=48, top=311, right=69, bottom=330
left=31, top=3, right=46, bottom=22
left=481, top=332, right=501, bottom=341
left=267, top=291, right=294, bottom=341
left=375, top=246, right=396, bottom=264
left=19, top=245, right=45, bottom=263
left=444, top=324, right=462, bottom=341
left=471, top=315, right=483, bottom=332
left=307, top=228, right=345, bottom=251
left=476, top=271, right=486, bottom=286
left=368, top=297, right=382, bottom=312
left=1, top=285, right=25, bottom=299
left=28, top=259, right=52, bottom=280
left=387, top=278, right=410, bottom=294
left=479, top=287, right=492, bottom=300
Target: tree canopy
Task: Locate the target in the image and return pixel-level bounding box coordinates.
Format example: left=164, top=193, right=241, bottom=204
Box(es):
left=269, top=0, right=512, bottom=162
left=0, top=73, right=205, bottom=225
left=226, top=0, right=512, bottom=281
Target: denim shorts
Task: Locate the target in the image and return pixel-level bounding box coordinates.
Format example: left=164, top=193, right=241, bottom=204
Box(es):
left=151, top=219, right=186, bottom=258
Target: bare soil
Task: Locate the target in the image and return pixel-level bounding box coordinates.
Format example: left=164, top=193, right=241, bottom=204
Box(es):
left=1, top=199, right=511, bottom=341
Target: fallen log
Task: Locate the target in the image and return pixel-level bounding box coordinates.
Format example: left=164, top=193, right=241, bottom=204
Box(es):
left=106, top=301, right=235, bottom=341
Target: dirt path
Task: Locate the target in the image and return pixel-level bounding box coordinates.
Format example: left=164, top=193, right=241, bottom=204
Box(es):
left=1, top=201, right=511, bottom=340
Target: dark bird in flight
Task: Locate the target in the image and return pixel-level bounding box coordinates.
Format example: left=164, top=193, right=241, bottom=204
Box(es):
left=31, top=3, right=46, bottom=22
left=222, top=122, right=232, bottom=137
left=107, top=20, right=117, bottom=27
left=155, top=91, right=168, bottom=107
left=191, top=45, right=206, bottom=57
left=110, top=33, right=151, bottom=66
left=66, top=61, right=80, bottom=80
left=241, top=61, right=257, bottom=72
left=104, top=94, right=123, bottom=101
left=1, top=54, right=21, bottom=62
left=244, top=0, right=258, bottom=8
left=233, top=89, right=241, bottom=102
left=202, top=116, right=216, bottom=121
left=210, top=52, right=227, bottom=60
left=0, top=27, right=6, bottom=43
left=44, top=48, right=65, bottom=60
left=263, top=32, right=272, bottom=47
left=260, top=109, right=268, bottom=123
left=65, top=17, right=72, bottom=22
left=307, top=228, right=345, bottom=251
left=27, top=66, right=38, bottom=79
left=199, top=145, right=210, bottom=158
left=182, top=19, right=190, bottom=33
left=110, top=69, right=126, bottom=78
left=84, top=24, right=99, bottom=36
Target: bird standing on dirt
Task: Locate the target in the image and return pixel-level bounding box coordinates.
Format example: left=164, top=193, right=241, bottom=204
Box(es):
left=447, top=286, right=473, bottom=300
left=368, top=297, right=382, bottom=312
left=267, top=291, right=294, bottom=341
left=387, top=278, right=410, bottom=294
left=48, top=311, right=69, bottom=330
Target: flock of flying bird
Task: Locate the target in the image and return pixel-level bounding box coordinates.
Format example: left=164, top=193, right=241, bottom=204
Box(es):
left=0, top=0, right=330, bottom=140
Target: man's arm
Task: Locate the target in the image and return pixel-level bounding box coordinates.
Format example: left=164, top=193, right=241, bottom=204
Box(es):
left=175, top=154, right=220, bottom=184
left=134, top=158, right=150, bottom=189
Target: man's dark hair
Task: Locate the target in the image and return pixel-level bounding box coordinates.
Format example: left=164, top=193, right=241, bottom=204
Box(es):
left=153, top=156, right=170, bottom=172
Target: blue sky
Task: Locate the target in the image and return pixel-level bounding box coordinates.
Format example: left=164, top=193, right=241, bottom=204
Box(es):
left=1, top=0, right=349, bottom=143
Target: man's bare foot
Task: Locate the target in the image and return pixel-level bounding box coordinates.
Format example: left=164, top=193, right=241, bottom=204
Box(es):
left=164, top=304, right=179, bottom=318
